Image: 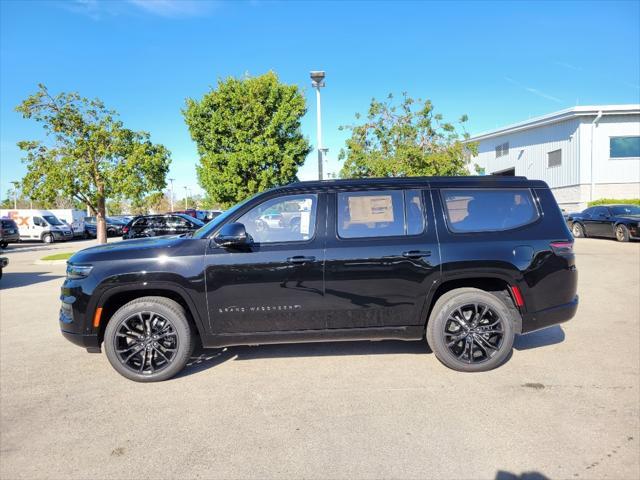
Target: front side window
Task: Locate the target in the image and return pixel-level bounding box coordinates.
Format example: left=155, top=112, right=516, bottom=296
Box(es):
left=337, top=189, right=425, bottom=239
left=610, top=136, right=640, bottom=158
left=442, top=189, right=539, bottom=233
left=236, top=194, right=317, bottom=244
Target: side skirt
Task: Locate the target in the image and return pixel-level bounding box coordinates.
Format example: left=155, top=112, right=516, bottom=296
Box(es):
left=200, top=326, right=425, bottom=349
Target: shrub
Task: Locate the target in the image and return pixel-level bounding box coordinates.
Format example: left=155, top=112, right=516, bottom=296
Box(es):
left=587, top=198, right=640, bottom=207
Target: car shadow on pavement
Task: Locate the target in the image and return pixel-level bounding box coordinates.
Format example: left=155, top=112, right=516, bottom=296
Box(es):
left=178, top=340, right=430, bottom=378
left=0, top=272, right=64, bottom=290
left=514, top=325, right=565, bottom=351
left=178, top=328, right=566, bottom=378
left=495, top=471, right=549, bottom=480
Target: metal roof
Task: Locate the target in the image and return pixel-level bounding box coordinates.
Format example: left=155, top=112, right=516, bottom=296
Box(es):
left=468, top=104, right=640, bottom=142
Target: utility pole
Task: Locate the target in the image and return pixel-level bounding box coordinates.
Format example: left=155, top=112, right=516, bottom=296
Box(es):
left=10, top=181, right=19, bottom=209
left=168, top=178, right=175, bottom=212
left=310, top=71, right=326, bottom=180
left=184, top=186, right=189, bottom=210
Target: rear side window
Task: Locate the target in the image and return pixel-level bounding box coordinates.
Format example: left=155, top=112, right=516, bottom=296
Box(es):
left=442, top=189, right=539, bottom=233
left=1, top=220, right=16, bottom=228
left=337, top=189, right=425, bottom=238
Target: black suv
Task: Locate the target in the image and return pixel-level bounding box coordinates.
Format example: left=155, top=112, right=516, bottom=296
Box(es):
left=60, top=177, right=578, bottom=381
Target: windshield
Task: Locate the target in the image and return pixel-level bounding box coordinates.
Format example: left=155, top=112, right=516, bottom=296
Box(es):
left=611, top=205, right=640, bottom=215
left=193, top=193, right=260, bottom=239
left=43, top=215, right=63, bottom=226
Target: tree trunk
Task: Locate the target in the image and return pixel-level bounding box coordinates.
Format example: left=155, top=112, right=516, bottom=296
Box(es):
left=97, top=193, right=107, bottom=244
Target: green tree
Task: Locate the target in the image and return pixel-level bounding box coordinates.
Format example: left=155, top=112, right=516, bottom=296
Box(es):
left=339, top=93, right=477, bottom=178
left=183, top=71, right=311, bottom=207
left=15, top=84, right=171, bottom=243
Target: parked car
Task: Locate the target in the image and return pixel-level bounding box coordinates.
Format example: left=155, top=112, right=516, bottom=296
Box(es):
left=567, top=204, right=640, bottom=241
left=84, top=217, right=126, bottom=237
left=0, top=256, right=7, bottom=279
left=60, top=176, right=578, bottom=382
left=48, top=209, right=86, bottom=238
left=0, top=218, right=20, bottom=248
left=84, top=222, right=97, bottom=238
left=0, top=209, right=72, bottom=243
left=122, top=214, right=204, bottom=239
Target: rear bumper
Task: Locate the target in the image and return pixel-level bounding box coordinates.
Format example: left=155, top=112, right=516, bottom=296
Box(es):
left=522, top=296, right=578, bottom=333
left=1, top=234, right=19, bottom=243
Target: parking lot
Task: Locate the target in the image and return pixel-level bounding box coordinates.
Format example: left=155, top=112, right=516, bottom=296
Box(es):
left=0, top=238, right=638, bottom=479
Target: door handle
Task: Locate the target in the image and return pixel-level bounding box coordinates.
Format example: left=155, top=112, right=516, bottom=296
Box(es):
left=402, top=250, right=432, bottom=259
left=286, top=256, right=316, bottom=264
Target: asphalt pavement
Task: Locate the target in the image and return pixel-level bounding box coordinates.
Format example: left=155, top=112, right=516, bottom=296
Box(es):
left=0, top=237, right=638, bottom=479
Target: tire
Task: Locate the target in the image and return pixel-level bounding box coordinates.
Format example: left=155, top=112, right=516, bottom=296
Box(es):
left=571, top=222, right=586, bottom=238
left=0, top=268, right=3, bottom=280
left=42, top=233, right=54, bottom=244
left=615, top=224, right=630, bottom=242
left=104, top=296, right=196, bottom=382
left=426, top=287, right=516, bottom=372
left=0, top=241, right=7, bottom=249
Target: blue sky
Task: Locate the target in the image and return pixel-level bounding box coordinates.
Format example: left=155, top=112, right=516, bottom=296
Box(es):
left=1, top=0, right=639, bottom=199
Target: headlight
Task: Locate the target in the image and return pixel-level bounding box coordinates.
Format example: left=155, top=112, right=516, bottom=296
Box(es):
left=66, top=264, right=93, bottom=279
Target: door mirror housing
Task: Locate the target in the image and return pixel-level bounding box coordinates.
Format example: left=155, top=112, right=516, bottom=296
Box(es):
left=214, top=222, right=251, bottom=247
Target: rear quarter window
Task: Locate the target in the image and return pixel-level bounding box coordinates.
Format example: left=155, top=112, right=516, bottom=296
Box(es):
left=442, top=188, right=539, bottom=233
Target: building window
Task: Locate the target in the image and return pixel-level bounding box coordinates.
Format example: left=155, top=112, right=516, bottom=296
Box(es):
left=548, top=149, right=562, bottom=167
left=495, top=142, right=509, bottom=158
left=610, top=136, right=640, bottom=158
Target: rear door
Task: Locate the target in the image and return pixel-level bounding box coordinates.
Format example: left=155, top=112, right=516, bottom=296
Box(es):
left=323, top=187, right=441, bottom=329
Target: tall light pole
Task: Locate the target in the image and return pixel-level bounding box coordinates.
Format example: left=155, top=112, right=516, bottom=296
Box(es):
left=168, top=178, right=175, bottom=212
left=310, top=71, right=326, bottom=180
left=10, top=181, right=19, bottom=209
left=184, top=186, right=189, bottom=210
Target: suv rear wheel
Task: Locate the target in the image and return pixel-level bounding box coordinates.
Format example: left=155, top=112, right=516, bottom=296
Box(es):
left=104, top=296, right=196, bottom=382
left=426, top=287, right=516, bottom=372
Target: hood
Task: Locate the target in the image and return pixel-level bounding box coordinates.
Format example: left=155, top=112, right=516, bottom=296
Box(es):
left=69, top=235, right=188, bottom=263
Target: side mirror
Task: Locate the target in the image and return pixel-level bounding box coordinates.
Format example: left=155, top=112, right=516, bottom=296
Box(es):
left=214, top=222, right=250, bottom=247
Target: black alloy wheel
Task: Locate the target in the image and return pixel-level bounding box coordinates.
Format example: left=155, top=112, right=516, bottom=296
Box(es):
left=442, top=303, right=504, bottom=364
left=113, top=311, right=179, bottom=375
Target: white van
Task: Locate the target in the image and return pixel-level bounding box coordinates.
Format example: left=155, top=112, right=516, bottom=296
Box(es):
left=0, top=209, right=73, bottom=243
left=48, top=209, right=86, bottom=238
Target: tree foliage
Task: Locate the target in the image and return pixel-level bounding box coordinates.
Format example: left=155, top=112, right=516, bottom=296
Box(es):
left=339, top=93, right=477, bottom=178
left=15, top=84, right=171, bottom=242
left=183, top=71, right=311, bottom=207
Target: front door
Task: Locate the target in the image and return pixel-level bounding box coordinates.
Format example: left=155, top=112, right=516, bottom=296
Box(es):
left=205, top=192, right=326, bottom=334
left=323, top=188, right=441, bottom=329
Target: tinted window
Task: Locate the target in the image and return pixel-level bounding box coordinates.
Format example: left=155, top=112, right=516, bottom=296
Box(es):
left=1, top=220, right=16, bottom=228
left=442, top=189, right=539, bottom=233
left=610, top=205, right=640, bottom=215
left=166, top=216, right=189, bottom=228
left=592, top=207, right=610, bottom=217
left=337, top=189, right=425, bottom=239
left=133, top=218, right=147, bottom=227
left=237, top=194, right=317, bottom=244
left=610, top=136, right=640, bottom=158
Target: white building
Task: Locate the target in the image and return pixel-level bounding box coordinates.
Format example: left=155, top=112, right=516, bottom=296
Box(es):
left=468, top=105, right=640, bottom=210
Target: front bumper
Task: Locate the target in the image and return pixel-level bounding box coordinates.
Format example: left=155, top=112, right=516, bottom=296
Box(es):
left=521, top=295, right=579, bottom=333
left=52, top=230, right=73, bottom=241
left=60, top=306, right=101, bottom=352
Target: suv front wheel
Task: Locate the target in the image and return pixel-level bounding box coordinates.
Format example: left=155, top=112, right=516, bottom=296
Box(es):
left=104, top=296, right=196, bottom=382
left=426, top=288, right=516, bottom=372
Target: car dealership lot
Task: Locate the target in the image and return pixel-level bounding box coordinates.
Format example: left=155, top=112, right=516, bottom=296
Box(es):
left=1, top=239, right=638, bottom=479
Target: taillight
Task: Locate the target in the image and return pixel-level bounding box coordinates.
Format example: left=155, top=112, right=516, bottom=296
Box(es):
left=510, top=285, right=525, bottom=308
left=122, top=226, right=129, bottom=234
left=550, top=241, right=574, bottom=255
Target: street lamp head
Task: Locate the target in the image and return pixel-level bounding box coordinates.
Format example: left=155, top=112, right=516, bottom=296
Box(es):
left=310, top=70, right=325, bottom=88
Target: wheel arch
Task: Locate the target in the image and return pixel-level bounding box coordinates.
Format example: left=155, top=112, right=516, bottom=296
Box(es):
left=94, top=283, right=206, bottom=345
left=422, top=276, right=523, bottom=333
